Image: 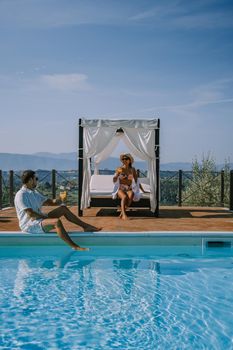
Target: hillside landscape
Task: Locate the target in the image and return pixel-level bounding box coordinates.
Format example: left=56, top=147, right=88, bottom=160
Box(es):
left=0, top=152, right=230, bottom=171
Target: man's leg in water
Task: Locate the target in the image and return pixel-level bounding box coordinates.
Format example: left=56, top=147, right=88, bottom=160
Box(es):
left=42, top=218, right=89, bottom=251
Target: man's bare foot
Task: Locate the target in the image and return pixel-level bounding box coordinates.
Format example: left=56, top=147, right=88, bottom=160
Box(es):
left=83, top=225, right=102, bottom=232
left=72, top=246, right=89, bottom=251
left=119, top=212, right=123, bottom=218
left=122, top=214, right=128, bottom=220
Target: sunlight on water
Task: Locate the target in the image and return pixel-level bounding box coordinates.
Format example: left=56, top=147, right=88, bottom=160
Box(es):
left=0, top=246, right=233, bottom=349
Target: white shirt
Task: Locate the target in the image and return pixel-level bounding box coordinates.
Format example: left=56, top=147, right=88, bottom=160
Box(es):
left=14, top=186, right=47, bottom=231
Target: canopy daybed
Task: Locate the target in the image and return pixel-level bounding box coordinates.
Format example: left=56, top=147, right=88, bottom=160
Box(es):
left=78, top=118, right=160, bottom=216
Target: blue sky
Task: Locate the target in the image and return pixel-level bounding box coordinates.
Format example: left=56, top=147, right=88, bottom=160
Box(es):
left=0, top=0, right=233, bottom=163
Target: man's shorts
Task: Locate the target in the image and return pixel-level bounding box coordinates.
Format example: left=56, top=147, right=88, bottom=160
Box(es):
left=23, top=219, right=45, bottom=234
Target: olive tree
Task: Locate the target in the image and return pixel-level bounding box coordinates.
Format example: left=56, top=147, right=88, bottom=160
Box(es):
left=183, top=155, right=229, bottom=207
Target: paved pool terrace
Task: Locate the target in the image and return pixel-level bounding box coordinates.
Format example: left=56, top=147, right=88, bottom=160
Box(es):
left=1, top=206, right=233, bottom=235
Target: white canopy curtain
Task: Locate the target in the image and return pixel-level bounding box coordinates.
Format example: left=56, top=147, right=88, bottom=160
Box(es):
left=79, top=118, right=159, bottom=212
left=93, top=133, right=121, bottom=174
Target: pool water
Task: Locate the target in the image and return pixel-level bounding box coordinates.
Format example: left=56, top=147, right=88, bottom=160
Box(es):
left=0, top=245, right=233, bottom=350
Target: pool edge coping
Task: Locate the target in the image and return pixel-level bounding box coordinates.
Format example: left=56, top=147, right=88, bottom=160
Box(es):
left=1, top=230, right=233, bottom=238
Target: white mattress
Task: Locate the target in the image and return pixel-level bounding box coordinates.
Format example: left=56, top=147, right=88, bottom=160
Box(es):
left=90, top=175, right=150, bottom=198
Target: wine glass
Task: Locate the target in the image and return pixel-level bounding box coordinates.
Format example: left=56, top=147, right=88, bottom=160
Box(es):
left=59, top=191, right=67, bottom=205
left=116, top=167, right=123, bottom=176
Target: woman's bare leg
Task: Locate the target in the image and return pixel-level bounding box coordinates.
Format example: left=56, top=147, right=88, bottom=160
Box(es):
left=117, top=190, right=128, bottom=220
left=126, top=190, right=134, bottom=208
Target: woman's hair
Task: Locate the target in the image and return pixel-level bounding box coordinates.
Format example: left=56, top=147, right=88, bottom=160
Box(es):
left=21, top=170, right=36, bottom=184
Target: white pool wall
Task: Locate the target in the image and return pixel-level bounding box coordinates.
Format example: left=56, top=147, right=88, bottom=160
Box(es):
left=0, top=231, right=233, bottom=246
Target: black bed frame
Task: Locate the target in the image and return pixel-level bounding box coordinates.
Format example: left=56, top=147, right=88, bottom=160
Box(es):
left=78, top=118, right=160, bottom=217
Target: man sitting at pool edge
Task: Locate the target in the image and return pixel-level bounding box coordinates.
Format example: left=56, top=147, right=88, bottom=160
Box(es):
left=14, top=170, right=102, bottom=251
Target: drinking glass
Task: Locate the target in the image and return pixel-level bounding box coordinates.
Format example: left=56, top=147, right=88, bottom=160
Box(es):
left=59, top=191, right=67, bottom=205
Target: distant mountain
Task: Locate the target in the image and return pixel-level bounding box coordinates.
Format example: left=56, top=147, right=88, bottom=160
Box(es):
left=0, top=152, right=147, bottom=171
left=34, top=152, right=77, bottom=161
left=0, top=153, right=77, bottom=171
left=160, top=162, right=192, bottom=171
left=0, top=153, right=231, bottom=171
left=33, top=154, right=194, bottom=171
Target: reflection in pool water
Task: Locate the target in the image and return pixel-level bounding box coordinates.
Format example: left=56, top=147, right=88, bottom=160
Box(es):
left=0, top=246, right=233, bottom=349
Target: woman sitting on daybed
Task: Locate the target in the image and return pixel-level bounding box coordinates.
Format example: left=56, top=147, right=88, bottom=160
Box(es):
left=112, top=153, right=140, bottom=220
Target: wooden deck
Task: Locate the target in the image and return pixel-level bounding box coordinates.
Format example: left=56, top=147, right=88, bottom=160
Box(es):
left=1, top=206, right=233, bottom=233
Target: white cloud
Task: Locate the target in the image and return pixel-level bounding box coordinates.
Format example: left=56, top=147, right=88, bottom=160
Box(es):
left=129, top=2, right=183, bottom=22
left=129, top=1, right=233, bottom=30
left=0, top=73, right=91, bottom=93
left=172, top=11, right=233, bottom=30
left=155, top=78, right=233, bottom=111
left=189, top=78, right=233, bottom=106
left=111, top=77, right=233, bottom=119
left=39, top=73, right=91, bottom=91
left=0, top=0, right=129, bottom=28
left=1, top=0, right=232, bottom=30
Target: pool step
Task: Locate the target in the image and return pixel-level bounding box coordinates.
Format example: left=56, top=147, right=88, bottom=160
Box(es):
left=206, top=241, right=231, bottom=248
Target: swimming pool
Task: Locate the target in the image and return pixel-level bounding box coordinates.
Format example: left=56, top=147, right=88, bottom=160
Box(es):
left=1, top=234, right=233, bottom=349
